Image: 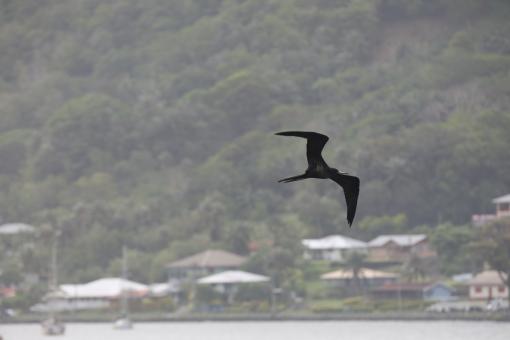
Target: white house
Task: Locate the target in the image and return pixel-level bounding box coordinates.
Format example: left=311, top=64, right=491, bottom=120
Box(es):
left=32, top=278, right=149, bottom=312
left=468, top=270, right=508, bottom=300
left=197, top=270, right=270, bottom=303
left=493, top=194, right=510, bottom=218
left=472, top=193, right=510, bottom=226
left=368, top=234, right=436, bottom=262
left=321, top=268, right=398, bottom=290
left=0, top=223, right=36, bottom=235
left=302, top=234, right=368, bottom=261
left=59, top=278, right=149, bottom=299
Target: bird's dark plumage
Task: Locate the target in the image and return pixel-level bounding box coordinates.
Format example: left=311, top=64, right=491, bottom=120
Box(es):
left=276, top=131, right=360, bottom=227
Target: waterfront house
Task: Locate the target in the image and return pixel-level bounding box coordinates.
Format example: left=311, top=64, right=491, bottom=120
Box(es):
left=468, top=270, right=508, bottom=301
left=368, top=234, right=436, bottom=263
left=0, top=223, right=36, bottom=235
left=0, top=286, right=17, bottom=298
left=167, top=249, right=247, bottom=283
left=371, top=282, right=455, bottom=301
left=321, top=268, right=398, bottom=291
left=31, top=278, right=149, bottom=312
left=302, top=234, right=368, bottom=262
left=472, top=193, right=510, bottom=226
left=197, top=270, right=270, bottom=304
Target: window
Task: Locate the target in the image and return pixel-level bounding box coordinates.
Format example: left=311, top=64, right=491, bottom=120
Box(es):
left=475, top=286, right=482, bottom=293
left=498, top=286, right=506, bottom=293
left=500, top=203, right=510, bottom=211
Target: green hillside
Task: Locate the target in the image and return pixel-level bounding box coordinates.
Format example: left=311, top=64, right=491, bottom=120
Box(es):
left=1, top=0, right=510, bottom=285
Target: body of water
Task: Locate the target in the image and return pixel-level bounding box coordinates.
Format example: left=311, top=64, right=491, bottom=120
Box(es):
left=1, top=321, right=509, bottom=340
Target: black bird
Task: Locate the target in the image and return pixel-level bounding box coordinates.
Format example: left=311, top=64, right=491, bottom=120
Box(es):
left=276, top=131, right=360, bottom=227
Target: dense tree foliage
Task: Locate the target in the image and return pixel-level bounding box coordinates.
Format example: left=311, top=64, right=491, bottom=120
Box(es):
left=0, top=0, right=509, bottom=287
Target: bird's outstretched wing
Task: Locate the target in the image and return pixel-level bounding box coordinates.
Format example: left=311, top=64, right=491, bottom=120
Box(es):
left=275, top=131, right=329, bottom=168
left=329, top=173, right=360, bottom=227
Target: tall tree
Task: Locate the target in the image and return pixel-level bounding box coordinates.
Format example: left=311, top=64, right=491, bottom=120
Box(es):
left=343, top=252, right=367, bottom=296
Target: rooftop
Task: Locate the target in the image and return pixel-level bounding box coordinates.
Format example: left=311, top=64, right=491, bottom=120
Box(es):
left=167, top=249, right=246, bottom=269
left=0, top=223, right=36, bottom=235
left=493, top=194, right=510, bottom=204
left=60, top=278, right=148, bottom=299
left=197, top=270, right=270, bottom=285
left=302, top=234, right=367, bottom=250
left=469, top=270, right=507, bottom=285
left=369, top=234, right=427, bottom=247
left=149, top=282, right=180, bottom=296
left=321, top=268, right=399, bottom=280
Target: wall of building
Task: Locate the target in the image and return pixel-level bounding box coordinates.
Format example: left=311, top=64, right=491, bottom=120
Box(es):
left=469, top=285, right=509, bottom=300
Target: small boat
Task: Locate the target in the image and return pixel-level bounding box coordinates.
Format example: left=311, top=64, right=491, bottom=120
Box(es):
left=42, top=316, right=65, bottom=336
left=113, top=315, right=133, bottom=330
left=42, top=230, right=65, bottom=336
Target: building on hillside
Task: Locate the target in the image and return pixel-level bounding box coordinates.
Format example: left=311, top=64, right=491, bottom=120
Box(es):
left=0, top=286, right=17, bottom=298
left=321, top=268, right=398, bottom=294
left=368, top=234, right=436, bottom=263
left=197, top=270, right=270, bottom=305
left=0, top=223, right=36, bottom=235
left=31, top=278, right=149, bottom=312
left=371, top=282, right=455, bottom=301
left=166, top=249, right=247, bottom=283
left=468, top=270, right=508, bottom=301
left=472, top=193, right=510, bottom=226
left=302, top=234, right=368, bottom=262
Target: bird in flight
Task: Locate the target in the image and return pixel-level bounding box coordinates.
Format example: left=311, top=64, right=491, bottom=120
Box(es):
left=275, top=131, right=360, bottom=227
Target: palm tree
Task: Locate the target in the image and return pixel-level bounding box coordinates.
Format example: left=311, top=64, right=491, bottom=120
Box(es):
left=401, top=253, right=427, bottom=282
left=343, top=252, right=367, bottom=296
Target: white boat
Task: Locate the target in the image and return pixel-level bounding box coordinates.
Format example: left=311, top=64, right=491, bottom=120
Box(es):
left=113, top=246, right=134, bottom=330
left=42, top=316, right=65, bottom=336
left=42, top=230, right=65, bottom=336
left=113, top=316, right=133, bottom=330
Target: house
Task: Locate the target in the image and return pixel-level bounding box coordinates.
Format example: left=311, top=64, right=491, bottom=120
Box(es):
left=197, top=270, right=270, bottom=304
left=0, top=223, right=36, bottom=235
left=493, top=194, right=510, bottom=219
left=472, top=193, right=510, bottom=226
left=31, top=278, right=149, bottom=312
left=468, top=270, right=508, bottom=301
left=321, top=268, right=398, bottom=294
left=371, top=282, right=455, bottom=301
left=302, top=234, right=368, bottom=262
left=167, top=249, right=247, bottom=283
left=59, top=277, right=148, bottom=297
left=368, top=234, right=436, bottom=263
left=0, top=286, right=17, bottom=298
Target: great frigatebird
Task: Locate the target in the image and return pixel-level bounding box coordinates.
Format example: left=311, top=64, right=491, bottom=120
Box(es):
left=276, top=131, right=360, bottom=227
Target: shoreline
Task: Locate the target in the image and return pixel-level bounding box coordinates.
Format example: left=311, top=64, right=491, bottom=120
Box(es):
left=2, top=312, right=509, bottom=324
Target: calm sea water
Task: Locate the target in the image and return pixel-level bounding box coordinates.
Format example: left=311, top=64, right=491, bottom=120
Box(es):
left=1, top=321, right=509, bottom=340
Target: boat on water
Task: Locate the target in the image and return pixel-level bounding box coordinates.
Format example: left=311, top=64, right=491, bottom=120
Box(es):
left=42, top=229, right=65, bottom=336
left=42, top=316, right=66, bottom=336
left=113, top=246, right=133, bottom=330
left=113, top=315, right=133, bottom=330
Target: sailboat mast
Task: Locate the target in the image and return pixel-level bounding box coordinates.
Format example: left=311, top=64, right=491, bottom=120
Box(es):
left=50, top=229, right=61, bottom=291
left=121, top=245, right=129, bottom=315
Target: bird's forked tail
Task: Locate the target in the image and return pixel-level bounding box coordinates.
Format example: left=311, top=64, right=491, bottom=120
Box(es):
left=278, top=173, right=308, bottom=183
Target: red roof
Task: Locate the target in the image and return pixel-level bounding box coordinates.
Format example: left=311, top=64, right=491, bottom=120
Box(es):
left=0, top=286, right=17, bottom=298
